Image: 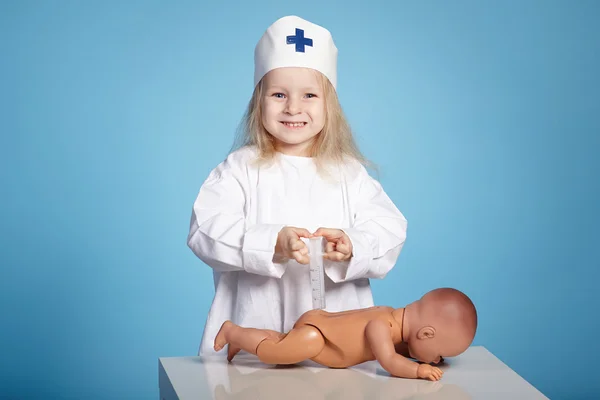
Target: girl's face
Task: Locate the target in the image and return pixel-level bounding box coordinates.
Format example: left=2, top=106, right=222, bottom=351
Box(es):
left=261, top=67, right=326, bottom=156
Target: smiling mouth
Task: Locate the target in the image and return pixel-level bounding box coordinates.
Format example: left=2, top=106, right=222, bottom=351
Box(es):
left=280, top=122, right=307, bottom=128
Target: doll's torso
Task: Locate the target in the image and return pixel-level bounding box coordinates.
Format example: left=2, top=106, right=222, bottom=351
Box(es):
left=293, top=306, right=399, bottom=368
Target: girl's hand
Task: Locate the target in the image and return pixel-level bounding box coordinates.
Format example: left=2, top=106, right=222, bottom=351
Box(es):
left=312, top=228, right=353, bottom=261
left=275, top=227, right=312, bottom=264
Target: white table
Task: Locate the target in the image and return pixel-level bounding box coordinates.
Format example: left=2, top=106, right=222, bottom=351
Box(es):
left=158, top=346, right=547, bottom=399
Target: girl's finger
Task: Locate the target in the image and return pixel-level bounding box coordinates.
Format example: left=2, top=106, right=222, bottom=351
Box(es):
left=313, top=228, right=340, bottom=239
left=326, top=242, right=335, bottom=253
left=336, top=243, right=349, bottom=254
left=290, top=240, right=305, bottom=251
left=295, top=228, right=312, bottom=238
left=293, top=251, right=310, bottom=264
left=325, top=251, right=344, bottom=261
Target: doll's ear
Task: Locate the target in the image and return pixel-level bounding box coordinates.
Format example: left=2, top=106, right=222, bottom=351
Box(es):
left=416, top=326, right=436, bottom=340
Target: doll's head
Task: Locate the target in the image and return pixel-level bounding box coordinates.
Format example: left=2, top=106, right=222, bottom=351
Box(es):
left=231, top=16, right=367, bottom=169
left=403, top=288, right=478, bottom=364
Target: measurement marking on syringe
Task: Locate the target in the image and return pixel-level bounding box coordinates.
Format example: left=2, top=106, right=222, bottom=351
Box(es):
left=307, top=236, right=326, bottom=310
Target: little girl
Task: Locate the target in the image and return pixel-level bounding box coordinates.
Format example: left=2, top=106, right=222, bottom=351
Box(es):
left=187, top=15, right=408, bottom=356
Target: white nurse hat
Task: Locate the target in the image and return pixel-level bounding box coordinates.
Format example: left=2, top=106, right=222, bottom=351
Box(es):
left=254, top=15, right=338, bottom=89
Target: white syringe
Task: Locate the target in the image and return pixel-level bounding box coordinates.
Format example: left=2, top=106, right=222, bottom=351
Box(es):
left=307, top=236, right=326, bottom=309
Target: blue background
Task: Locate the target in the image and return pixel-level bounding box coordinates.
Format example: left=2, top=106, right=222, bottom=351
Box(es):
left=2, top=0, right=599, bottom=399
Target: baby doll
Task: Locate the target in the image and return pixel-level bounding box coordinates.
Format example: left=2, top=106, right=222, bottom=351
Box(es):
left=214, top=287, right=478, bottom=381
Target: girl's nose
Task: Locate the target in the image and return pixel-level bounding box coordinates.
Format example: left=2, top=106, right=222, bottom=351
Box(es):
left=285, top=98, right=300, bottom=114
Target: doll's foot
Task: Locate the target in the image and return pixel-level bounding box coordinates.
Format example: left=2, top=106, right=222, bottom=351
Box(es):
left=214, top=321, right=242, bottom=361
left=227, top=343, right=241, bottom=362
left=214, top=320, right=235, bottom=352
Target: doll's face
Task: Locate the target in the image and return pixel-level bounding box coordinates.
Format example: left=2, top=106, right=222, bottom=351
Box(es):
left=407, top=327, right=471, bottom=364
left=261, top=67, right=326, bottom=156
left=407, top=337, right=442, bottom=364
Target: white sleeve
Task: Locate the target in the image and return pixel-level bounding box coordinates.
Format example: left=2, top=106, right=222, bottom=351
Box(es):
left=187, top=154, right=287, bottom=278
left=325, top=166, right=408, bottom=283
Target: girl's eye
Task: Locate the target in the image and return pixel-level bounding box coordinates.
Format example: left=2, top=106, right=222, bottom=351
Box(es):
left=306, top=93, right=317, bottom=98
left=273, top=93, right=285, bottom=98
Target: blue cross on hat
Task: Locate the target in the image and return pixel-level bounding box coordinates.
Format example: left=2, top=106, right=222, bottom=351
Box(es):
left=286, top=28, right=313, bottom=53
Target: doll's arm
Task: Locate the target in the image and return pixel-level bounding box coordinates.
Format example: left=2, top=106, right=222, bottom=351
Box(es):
left=365, top=319, right=444, bottom=381
left=365, top=319, right=419, bottom=379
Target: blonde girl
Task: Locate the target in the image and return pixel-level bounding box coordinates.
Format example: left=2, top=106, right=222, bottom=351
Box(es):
left=188, top=15, right=408, bottom=357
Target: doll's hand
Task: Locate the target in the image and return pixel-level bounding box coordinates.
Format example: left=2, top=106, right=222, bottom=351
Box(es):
left=275, top=227, right=312, bottom=264
left=417, top=364, right=443, bottom=381
left=312, top=228, right=353, bottom=262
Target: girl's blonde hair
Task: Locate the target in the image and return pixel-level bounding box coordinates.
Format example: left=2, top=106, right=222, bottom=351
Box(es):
left=231, top=70, right=372, bottom=175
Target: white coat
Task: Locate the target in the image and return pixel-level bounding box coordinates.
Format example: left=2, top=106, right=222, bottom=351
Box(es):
left=187, top=146, right=408, bottom=356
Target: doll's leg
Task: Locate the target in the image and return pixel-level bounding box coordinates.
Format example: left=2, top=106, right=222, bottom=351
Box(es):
left=225, top=328, right=286, bottom=361
left=214, top=321, right=324, bottom=364
left=214, top=321, right=280, bottom=361
left=256, top=324, right=325, bottom=364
